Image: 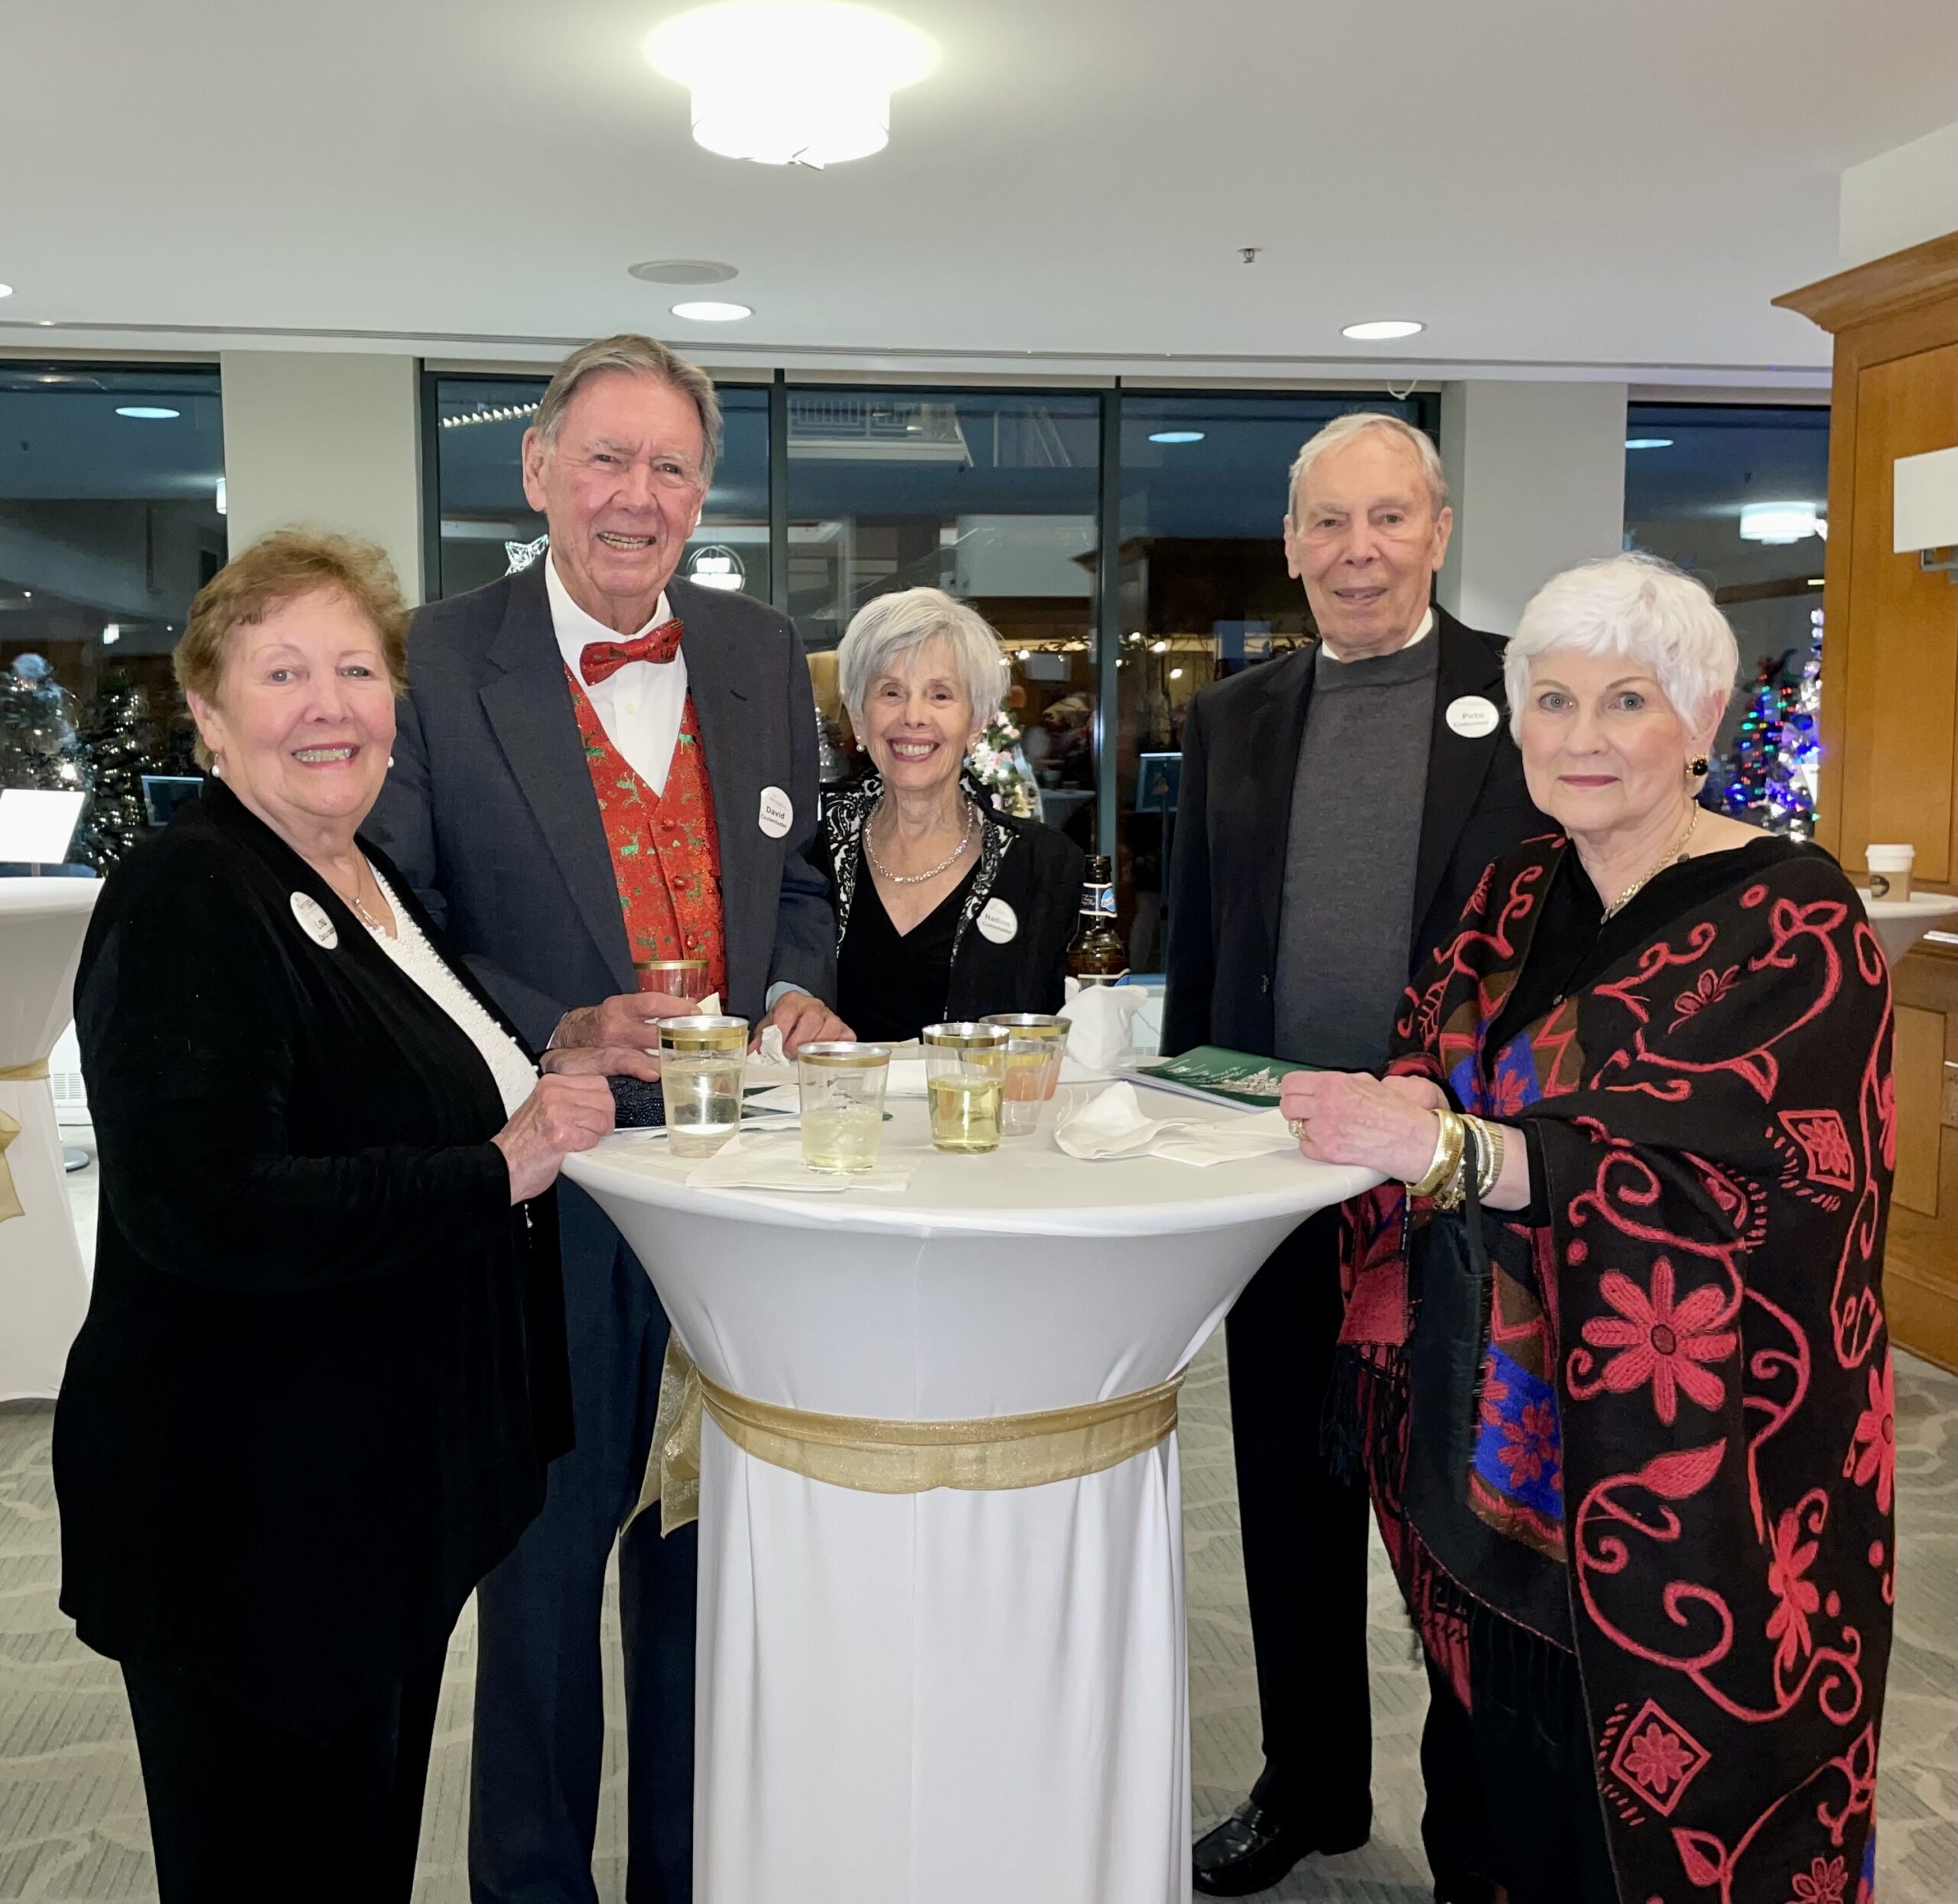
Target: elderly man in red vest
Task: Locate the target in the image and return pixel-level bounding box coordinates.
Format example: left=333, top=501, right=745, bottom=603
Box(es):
left=370, top=334, right=844, bottom=1904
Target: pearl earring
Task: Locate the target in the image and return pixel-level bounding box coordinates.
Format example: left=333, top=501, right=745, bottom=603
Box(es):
left=387, top=755, right=395, bottom=769
left=210, top=759, right=223, bottom=780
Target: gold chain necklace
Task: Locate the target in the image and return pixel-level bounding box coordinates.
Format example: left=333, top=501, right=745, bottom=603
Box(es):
left=1601, top=806, right=1701, bottom=920
left=330, top=854, right=392, bottom=935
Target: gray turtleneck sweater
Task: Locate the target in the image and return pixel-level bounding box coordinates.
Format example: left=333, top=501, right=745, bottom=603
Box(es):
left=1272, top=633, right=1439, bottom=1071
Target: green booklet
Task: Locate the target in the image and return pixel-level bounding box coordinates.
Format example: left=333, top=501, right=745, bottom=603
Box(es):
left=1124, top=1045, right=1319, bottom=1110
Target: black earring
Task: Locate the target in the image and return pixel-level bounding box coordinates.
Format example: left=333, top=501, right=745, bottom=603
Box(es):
left=1688, top=754, right=1710, bottom=778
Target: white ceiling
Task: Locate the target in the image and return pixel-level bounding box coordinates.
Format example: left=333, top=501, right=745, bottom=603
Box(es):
left=4, top=0, right=1950, bottom=381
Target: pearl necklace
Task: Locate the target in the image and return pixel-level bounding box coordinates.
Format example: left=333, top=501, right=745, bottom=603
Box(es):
left=1601, top=806, right=1700, bottom=921
left=864, top=799, right=977, bottom=886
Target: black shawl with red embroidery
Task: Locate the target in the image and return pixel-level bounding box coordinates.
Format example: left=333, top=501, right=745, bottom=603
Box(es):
left=1340, top=834, right=1895, bottom=1904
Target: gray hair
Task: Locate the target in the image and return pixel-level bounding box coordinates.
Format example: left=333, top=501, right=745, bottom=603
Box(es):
left=1286, top=411, right=1449, bottom=521
left=1505, top=552, right=1739, bottom=740
left=836, top=588, right=1007, bottom=731
left=532, top=334, right=723, bottom=489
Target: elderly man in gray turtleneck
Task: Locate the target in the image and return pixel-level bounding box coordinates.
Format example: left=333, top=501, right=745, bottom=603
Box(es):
left=1163, top=412, right=1546, bottom=1902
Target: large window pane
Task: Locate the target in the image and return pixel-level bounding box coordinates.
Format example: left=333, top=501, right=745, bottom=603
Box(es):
left=1625, top=403, right=1830, bottom=831
left=784, top=388, right=1103, bottom=846
left=1113, top=392, right=1433, bottom=970
left=431, top=375, right=771, bottom=604
left=0, top=363, right=223, bottom=784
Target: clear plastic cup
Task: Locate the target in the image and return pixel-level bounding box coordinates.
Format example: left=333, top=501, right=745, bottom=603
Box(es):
left=657, top=1015, right=748, bottom=1158
left=922, top=1022, right=1009, bottom=1154
left=982, top=1013, right=1068, bottom=1138
left=797, top=1042, right=893, bottom=1174
left=634, top=959, right=711, bottom=1002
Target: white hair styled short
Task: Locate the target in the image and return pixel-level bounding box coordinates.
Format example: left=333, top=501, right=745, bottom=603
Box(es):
left=1504, top=552, right=1740, bottom=740
left=836, top=587, right=1007, bottom=729
left=1286, top=411, right=1449, bottom=521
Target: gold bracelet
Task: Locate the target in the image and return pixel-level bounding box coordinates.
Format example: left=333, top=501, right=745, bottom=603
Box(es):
left=1407, top=1107, right=1465, bottom=1198
left=1476, top=1119, right=1506, bottom=1201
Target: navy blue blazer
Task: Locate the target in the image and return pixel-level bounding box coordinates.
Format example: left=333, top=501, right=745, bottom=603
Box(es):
left=368, top=567, right=837, bottom=1048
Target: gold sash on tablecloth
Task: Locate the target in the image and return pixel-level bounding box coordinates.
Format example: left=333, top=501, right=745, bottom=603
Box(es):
left=0, top=1058, right=51, bottom=1226
left=635, top=1336, right=1182, bottom=1535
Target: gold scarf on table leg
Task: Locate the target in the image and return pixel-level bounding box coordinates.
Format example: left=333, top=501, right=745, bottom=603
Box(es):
left=0, top=1059, right=51, bottom=1226
left=634, top=1336, right=1183, bottom=1536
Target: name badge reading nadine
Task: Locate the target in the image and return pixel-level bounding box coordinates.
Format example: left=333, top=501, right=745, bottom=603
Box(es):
left=976, top=897, right=1019, bottom=944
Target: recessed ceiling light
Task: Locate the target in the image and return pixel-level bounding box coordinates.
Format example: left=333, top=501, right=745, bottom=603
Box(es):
left=670, top=300, right=753, bottom=322
left=36, top=319, right=54, bottom=327
left=115, top=405, right=181, bottom=420
left=646, top=2, right=938, bottom=168
left=629, top=258, right=740, bottom=285
left=1148, top=431, right=1205, bottom=444
left=1625, top=437, right=1674, bottom=450
left=1739, top=502, right=1823, bottom=544
left=1806, top=577, right=1826, bottom=586
left=0, top=285, right=13, bottom=299
left=1340, top=319, right=1423, bottom=342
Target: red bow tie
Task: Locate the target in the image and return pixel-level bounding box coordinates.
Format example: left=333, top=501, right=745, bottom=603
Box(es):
left=580, top=619, right=684, bottom=686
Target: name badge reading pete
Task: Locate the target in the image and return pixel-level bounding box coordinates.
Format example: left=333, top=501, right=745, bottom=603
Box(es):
left=1445, top=695, right=1501, bottom=739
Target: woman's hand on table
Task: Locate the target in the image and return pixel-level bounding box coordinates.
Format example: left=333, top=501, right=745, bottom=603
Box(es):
left=1277, top=1071, right=1441, bottom=1182
left=762, top=990, right=852, bottom=1057
left=494, top=1074, right=618, bottom=1204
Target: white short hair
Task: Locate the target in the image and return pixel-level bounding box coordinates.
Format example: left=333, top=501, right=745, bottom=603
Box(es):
left=1505, top=552, right=1739, bottom=739
left=835, top=587, right=1007, bottom=729
left=1286, top=411, right=1449, bottom=521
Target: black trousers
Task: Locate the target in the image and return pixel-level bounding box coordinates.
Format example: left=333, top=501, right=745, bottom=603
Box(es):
left=1222, top=1204, right=1374, bottom=1829
left=122, top=1649, right=446, bottom=1904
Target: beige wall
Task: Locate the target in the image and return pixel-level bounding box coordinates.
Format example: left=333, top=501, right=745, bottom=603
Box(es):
left=219, top=351, right=424, bottom=603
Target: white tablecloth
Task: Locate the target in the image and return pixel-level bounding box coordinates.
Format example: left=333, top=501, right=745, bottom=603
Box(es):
left=565, top=1087, right=1379, bottom=1904
left=0, top=879, right=99, bottom=1400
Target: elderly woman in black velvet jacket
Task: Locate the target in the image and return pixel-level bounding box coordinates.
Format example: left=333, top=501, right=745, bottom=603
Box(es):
left=54, top=532, right=613, bottom=1904
left=814, top=588, right=1083, bottom=1039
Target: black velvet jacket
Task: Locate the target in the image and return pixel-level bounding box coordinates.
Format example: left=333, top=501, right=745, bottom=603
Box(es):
left=52, top=779, right=572, bottom=1742
left=815, top=773, right=1085, bottom=1032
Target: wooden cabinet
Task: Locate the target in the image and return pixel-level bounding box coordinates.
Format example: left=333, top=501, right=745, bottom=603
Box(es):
left=1777, top=236, right=1958, bottom=1370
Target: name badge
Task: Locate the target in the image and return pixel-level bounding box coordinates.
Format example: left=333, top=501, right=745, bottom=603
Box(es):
left=758, top=785, right=794, bottom=839
left=290, top=892, right=338, bottom=949
left=1445, top=694, right=1501, bottom=739
left=976, top=897, right=1019, bottom=944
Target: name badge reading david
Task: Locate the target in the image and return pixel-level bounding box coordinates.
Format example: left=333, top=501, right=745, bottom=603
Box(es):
left=976, top=897, right=1019, bottom=944
left=758, top=785, right=793, bottom=839
left=1445, top=695, right=1501, bottom=739
left=290, top=892, right=338, bottom=949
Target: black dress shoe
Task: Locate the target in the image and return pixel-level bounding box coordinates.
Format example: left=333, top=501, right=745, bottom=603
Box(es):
left=1192, top=1798, right=1371, bottom=1896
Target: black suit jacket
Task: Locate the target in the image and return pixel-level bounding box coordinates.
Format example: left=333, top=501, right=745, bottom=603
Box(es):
left=366, top=567, right=836, bottom=1048
left=815, top=776, right=1084, bottom=1030
left=1161, top=609, right=1548, bottom=1060
left=53, top=781, right=571, bottom=1742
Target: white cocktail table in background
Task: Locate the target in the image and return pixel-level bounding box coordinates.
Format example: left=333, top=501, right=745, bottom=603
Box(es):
left=1856, top=887, right=1958, bottom=965
left=0, top=878, right=100, bottom=1400
left=567, top=1090, right=1377, bottom=1904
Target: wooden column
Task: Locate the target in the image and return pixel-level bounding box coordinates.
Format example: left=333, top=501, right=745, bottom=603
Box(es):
left=1777, top=235, right=1958, bottom=1369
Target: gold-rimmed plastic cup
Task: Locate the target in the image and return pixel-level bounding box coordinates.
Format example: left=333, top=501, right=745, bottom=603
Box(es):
left=634, top=957, right=711, bottom=1002
left=921, top=1022, right=1009, bottom=1153
left=656, top=1015, right=749, bottom=1158
left=981, top=1013, right=1069, bottom=1137
left=796, top=1041, right=893, bottom=1174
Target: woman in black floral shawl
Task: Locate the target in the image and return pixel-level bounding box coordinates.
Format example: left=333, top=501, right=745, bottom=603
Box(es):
left=1282, top=555, right=1894, bottom=1904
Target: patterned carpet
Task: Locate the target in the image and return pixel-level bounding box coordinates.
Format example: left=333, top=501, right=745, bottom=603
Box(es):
left=1, top=1162, right=1952, bottom=1899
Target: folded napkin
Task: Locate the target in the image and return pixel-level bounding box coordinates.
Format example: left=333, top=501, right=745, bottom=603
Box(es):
left=684, top=1131, right=912, bottom=1194
left=1053, top=1084, right=1300, bottom=1168
left=1059, top=985, right=1146, bottom=1074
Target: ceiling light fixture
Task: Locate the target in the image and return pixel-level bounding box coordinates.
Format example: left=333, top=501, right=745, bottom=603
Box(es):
left=440, top=403, right=538, bottom=430
left=1148, top=431, right=1205, bottom=445
left=0, top=285, right=13, bottom=299
left=1169, top=667, right=1183, bottom=680
left=629, top=258, right=740, bottom=284
left=645, top=1, right=938, bottom=168
left=102, top=623, right=121, bottom=645
left=115, top=405, right=180, bottom=421
left=1806, top=577, right=1826, bottom=587
left=1739, top=502, right=1824, bottom=544
left=1150, top=640, right=1169, bottom=655
left=214, top=476, right=227, bottom=517
left=1625, top=437, right=1674, bottom=450
left=1340, top=319, right=1423, bottom=342
left=670, top=300, right=753, bottom=322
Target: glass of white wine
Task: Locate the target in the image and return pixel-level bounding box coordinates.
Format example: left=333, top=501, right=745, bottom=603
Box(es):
left=656, top=1015, right=749, bottom=1158
left=796, top=1043, right=893, bottom=1174
left=921, top=1022, right=1009, bottom=1154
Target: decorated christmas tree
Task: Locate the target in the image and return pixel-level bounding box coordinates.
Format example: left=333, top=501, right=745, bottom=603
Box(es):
left=1716, top=609, right=1822, bottom=840
left=967, top=708, right=1042, bottom=820
left=73, top=673, right=156, bottom=871
left=0, top=654, right=89, bottom=797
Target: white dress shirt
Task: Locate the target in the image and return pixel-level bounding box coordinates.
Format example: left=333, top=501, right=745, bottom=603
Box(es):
left=546, top=554, right=687, bottom=797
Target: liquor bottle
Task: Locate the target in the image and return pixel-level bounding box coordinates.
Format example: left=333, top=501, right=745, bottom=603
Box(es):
left=1067, top=854, right=1128, bottom=986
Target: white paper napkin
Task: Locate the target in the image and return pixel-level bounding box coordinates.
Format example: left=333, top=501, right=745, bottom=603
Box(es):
left=1052, top=1084, right=1300, bottom=1168
left=1058, top=986, right=1145, bottom=1074
left=684, top=1131, right=912, bottom=1194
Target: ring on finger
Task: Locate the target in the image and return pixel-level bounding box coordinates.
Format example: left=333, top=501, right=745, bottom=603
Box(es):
left=1287, top=1116, right=1309, bottom=1139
